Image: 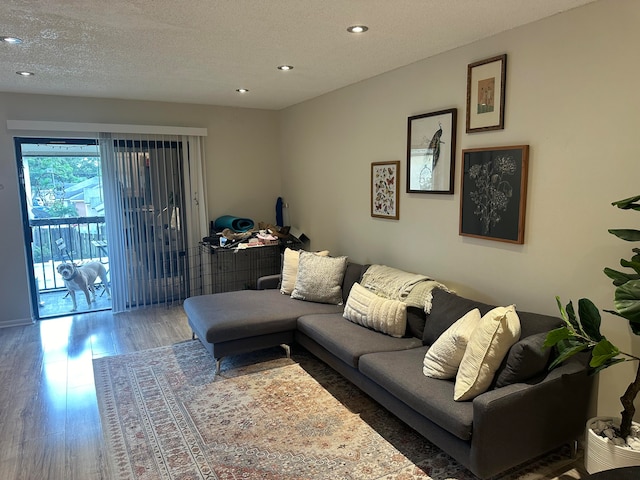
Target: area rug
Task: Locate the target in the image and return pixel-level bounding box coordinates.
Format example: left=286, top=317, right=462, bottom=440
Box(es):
left=94, top=341, right=576, bottom=480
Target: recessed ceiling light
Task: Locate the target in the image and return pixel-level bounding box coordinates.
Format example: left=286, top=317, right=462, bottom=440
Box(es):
left=1, top=36, right=23, bottom=44
left=277, top=65, right=293, bottom=71
left=16, top=71, right=34, bottom=77
left=347, top=25, right=368, bottom=34
left=236, top=88, right=249, bottom=93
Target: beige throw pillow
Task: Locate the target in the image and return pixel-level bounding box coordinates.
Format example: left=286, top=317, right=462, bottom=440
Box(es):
left=343, top=282, right=407, bottom=337
left=291, top=252, right=348, bottom=304
left=423, top=308, right=480, bottom=379
left=454, top=305, right=521, bottom=401
left=280, top=248, right=329, bottom=295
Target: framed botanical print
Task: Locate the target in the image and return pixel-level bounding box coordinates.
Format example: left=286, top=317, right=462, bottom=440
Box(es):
left=371, top=161, right=400, bottom=220
left=406, top=108, right=457, bottom=194
left=466, top=54, right=507, bottom=133
left=460, top=145, right=529, bottom=244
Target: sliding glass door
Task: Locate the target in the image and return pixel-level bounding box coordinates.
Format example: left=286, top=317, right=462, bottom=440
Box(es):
left=15, top=138, right=110, bottom=319
left=15, top=130, right=208, bottom=318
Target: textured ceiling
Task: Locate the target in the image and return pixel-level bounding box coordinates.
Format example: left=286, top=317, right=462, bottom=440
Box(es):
left=0, top=0, right=596, bottom=110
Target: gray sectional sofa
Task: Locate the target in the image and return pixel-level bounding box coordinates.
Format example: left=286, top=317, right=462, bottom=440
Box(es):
left=183, top=261, right=593, bottom=479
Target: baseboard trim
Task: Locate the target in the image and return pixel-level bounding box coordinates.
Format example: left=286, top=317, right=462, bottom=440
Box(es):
left=0, top=317, right=35, bottom=328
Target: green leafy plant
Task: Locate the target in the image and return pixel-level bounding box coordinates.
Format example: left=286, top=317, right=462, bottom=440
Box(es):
left=545, top=195, right=640, bottom=441
left=604, top=195, right=640, bottom=335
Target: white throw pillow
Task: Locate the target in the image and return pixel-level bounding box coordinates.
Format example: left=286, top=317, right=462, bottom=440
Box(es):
left=343, top=282, right=407, bottom=337
left=423, top=308, right=480, bottom=379
left=454, top=305, right=521, bottom=401
left=280, top=248, right=329, bottom=295
left=291, top=252, right=348, bottom=305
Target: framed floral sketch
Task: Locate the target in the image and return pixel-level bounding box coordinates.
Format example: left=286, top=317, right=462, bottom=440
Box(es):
left=459, top=145, right=529, bottom=244
left=406, top=108, right=457, bottom=194
left=371, top=161, right=400, bottom=220
left=466, top=54, right=507, bottom=133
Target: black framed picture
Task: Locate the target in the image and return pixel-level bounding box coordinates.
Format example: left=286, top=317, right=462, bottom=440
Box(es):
left=406, top=108, right=457, bottom=194
left=460, top=145, right=529, bottom=244
left=466, top=54, right=507, bottom=133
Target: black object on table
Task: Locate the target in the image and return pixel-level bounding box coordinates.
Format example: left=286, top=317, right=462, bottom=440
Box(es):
left=585, top=466, right=640, bottom=479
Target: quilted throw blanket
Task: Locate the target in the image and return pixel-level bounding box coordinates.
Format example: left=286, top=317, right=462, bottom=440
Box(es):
left=361, top=264, right=451, bottom=313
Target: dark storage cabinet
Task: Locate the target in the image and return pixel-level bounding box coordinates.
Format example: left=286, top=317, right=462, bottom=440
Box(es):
left=199, top=243, right=280, bottom=293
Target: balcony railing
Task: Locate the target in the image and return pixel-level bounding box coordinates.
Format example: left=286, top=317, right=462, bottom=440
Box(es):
left=30, top=216, right=108, bottom=292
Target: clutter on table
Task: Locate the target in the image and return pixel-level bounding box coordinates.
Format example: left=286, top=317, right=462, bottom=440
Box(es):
left=202, top=216, right=303, bottom=251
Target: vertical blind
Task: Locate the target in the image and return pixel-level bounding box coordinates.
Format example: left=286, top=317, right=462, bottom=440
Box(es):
left=100, top=133, right=207, bottom=312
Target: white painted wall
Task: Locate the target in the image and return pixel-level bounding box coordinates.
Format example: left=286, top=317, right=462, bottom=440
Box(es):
left=0, top=93, right=281, bottom=325
left=279, top=0, right=640, bottom=418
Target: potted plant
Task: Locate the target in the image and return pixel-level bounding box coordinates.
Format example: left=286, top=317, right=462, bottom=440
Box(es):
left=545, top=195, right=640, bottom=472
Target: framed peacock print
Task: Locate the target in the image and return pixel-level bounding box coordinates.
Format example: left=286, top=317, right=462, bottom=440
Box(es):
left=371, top=161, right=400, bottom=220
left=460, top=145, right=529, bottom=244
left=406, top=108, right=457, bottom=194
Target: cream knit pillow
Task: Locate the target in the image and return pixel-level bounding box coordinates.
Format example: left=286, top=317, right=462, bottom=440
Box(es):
left=454, top=305, right=521, bottom=401
left=423, top=308, right=480, bottom=379
left=343, top=283, right=407, bottom=337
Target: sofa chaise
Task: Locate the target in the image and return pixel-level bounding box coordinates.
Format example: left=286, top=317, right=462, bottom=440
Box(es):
left=183, top=253, right=593, bottom=479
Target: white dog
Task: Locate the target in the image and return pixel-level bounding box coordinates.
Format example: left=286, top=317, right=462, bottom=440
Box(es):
left=56, top=261, right=111, bottom=311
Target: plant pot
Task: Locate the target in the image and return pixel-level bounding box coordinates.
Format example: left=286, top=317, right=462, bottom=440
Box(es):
left=585, top=416, right=640, bottom=474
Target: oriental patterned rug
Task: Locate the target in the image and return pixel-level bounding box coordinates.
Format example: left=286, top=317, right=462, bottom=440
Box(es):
left=93, top=341, right=578, bottom=480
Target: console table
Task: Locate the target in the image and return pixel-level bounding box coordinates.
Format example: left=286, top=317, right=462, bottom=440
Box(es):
left=198, top=243, right=280, bottom=294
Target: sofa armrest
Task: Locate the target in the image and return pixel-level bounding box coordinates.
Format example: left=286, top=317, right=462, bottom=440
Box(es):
left=469, top=355, right=593, bottom=478
left=257, top=274, right=281, bottom=290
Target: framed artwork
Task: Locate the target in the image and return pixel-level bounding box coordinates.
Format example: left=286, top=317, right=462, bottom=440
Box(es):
left=459, top=145, right=529, bottom=244
left=466, top=54, right=507, bottom=133
left=371, top=161, right=400, bottom=220
left=406, top=108, right=457, bottom=194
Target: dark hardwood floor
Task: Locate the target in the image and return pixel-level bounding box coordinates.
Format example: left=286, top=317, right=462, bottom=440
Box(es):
left=0, top=306, right=588, bottom=480
left=0, top=306, right=191, bottom=480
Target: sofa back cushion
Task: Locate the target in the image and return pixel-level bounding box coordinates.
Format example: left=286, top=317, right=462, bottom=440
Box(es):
left=492, top=332, right=552, bottom=388
left=342, top=263, right=367, bottom=303
left=425, top=289, right=564, bottom=388
left=423, top=289, right=495, bottom=346
left=515, top=310, right=563, bottom=338
left=406, top=306, right=428, bottom=339
left=492, top=312, right=561, bottom=387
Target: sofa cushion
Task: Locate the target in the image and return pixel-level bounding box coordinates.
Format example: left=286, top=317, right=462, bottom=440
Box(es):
left=184, top=290, right=343, bottom=344
left=490, top=310, right=560, bottom=388
left=297, top=314, right=423, bottom=368
left=423, top=308, right=480, bottom=379
left=280, top=248, right=329, bottom=295
left=406, top=306, right=427, bottom=339
left=359, top=347, right=474, bottom=441
left=423, top=289, right=495, bottom=345
left=291, top=253, right=348, bottom=304
left=454, top=306, right=521, bottom=401
left=342, top=263, right=368, bottom=303
left=493, top=332, right=552, bottom=388
left=343, top=283, right=407, bottom=337
left=514, top=310, right=563, bottom=339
